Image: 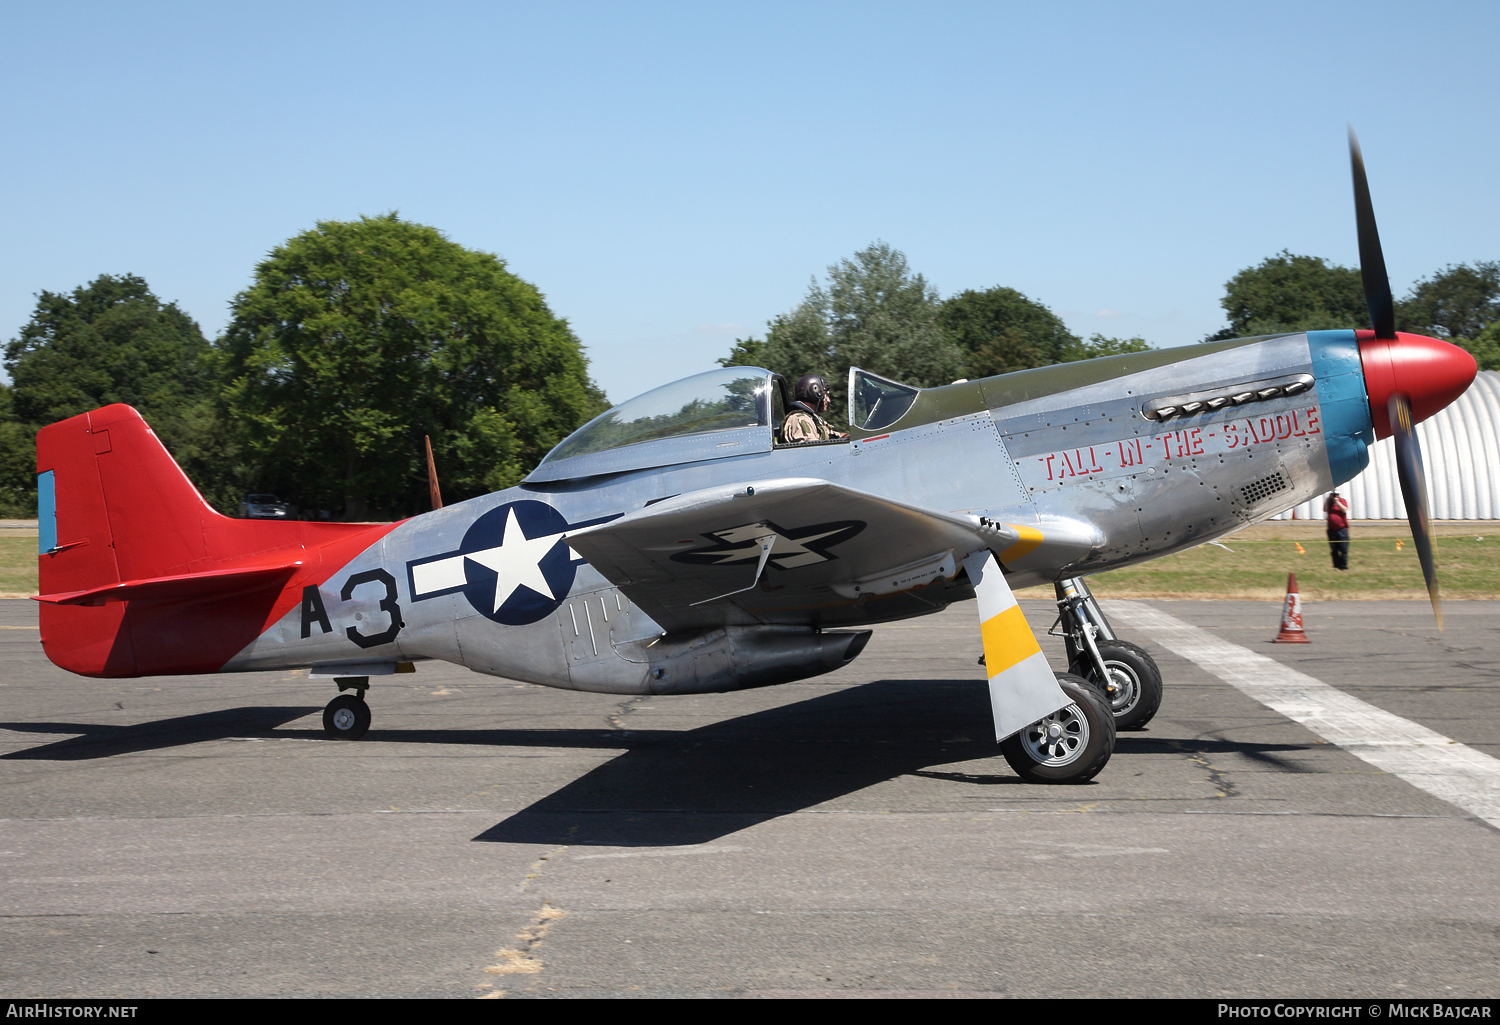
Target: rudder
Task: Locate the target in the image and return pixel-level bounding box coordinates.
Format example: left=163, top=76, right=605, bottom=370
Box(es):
left=36, top=404, right=218, bottom=598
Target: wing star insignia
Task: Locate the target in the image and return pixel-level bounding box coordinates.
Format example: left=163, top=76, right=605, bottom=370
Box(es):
left=670, top=519, right=865, bottom=570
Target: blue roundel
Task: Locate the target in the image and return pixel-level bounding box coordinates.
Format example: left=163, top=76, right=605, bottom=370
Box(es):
left=459, top=500, right=577, bottom=625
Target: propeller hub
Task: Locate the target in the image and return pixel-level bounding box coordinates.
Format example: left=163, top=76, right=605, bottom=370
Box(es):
left=1358, top=331, right=1477, bottom=440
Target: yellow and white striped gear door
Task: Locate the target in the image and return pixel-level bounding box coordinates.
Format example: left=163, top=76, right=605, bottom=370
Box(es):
left=963, top=550, right=1070, bottom=741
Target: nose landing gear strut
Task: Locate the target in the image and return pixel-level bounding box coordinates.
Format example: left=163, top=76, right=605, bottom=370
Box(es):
left=1052, top=577, right=1163, bottom=730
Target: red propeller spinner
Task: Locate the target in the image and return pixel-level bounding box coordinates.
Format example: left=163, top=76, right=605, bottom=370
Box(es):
left=1358, top=330, right=1476, bottom=440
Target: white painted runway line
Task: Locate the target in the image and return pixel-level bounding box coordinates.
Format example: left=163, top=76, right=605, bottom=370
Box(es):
left=1109, top=601, right=1500, bottom=829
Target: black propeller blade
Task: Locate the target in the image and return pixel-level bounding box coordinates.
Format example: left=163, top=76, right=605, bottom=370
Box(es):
left=1388, top=395, right=1442, bottom=627
left=1349, top=128, right=1441, bottom=627
left=1349, top=128, right=1397, bottom=339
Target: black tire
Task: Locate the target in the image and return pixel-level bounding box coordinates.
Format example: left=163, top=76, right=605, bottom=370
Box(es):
left=323, top=694, right=371, bottom=740
left=1000, top=673, right=1115, bottom=783
left=1109, top=638, right=1161, bottom=680
left=1069, top=640, right=1163, bottom=730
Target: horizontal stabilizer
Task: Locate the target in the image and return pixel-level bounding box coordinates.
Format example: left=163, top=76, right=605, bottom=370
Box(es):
left=35, top=563, right=301, bottom=606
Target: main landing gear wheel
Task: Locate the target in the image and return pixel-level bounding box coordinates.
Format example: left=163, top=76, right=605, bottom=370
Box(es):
left=323, top=694, right=371, bottom=740
left=1070, top=640, right=1163, bottom=731
left=1000, top=673, right=1115, bottom=784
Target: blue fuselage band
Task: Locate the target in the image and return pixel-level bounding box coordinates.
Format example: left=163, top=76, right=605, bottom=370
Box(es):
left=1306, top=329, right=1374, bottom=486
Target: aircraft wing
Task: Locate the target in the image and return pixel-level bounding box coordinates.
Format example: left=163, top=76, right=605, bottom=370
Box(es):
left=564, top=476, right=1089, bottom=634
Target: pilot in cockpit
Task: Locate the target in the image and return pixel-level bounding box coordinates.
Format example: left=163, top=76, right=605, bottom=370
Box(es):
left=781, top=373, right=849, bottom=443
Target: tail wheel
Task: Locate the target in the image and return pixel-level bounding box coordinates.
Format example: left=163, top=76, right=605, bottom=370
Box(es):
left=1070, top=640, right=1163, bottom=730
left=323, top=694, right=371, bottom=740
left=1000, top=673, right=1115, bottom=783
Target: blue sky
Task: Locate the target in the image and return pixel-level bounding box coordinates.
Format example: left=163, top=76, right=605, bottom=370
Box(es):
left=2, top=1, right=1495, bottom=402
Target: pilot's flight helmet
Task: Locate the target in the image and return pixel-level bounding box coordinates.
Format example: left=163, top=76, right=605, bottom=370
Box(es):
left=794, top=374, right=830, bottom=407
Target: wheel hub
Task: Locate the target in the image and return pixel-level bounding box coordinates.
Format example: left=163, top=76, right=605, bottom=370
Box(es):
left=1020, top=703, right=1090, bottom=767
left=332, top=707, right=357, bottom=731
left=1102, top=662, right=1140, bottom=715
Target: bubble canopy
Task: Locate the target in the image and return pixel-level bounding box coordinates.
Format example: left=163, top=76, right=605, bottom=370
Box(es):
left=526, top=367, right=775, bottom=482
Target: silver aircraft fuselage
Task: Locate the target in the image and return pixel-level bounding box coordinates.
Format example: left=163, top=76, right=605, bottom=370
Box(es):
left=212, top=329, right=1379, bottom=695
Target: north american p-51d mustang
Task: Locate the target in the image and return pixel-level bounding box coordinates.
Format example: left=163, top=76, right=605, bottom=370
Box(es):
left=32, top=136, right=1476, bottom=783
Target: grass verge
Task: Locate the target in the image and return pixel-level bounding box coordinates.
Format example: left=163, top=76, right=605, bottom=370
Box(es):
left=1072, top=521, right=1500, bottom=600
left=0, top=536, right=38, bottom=597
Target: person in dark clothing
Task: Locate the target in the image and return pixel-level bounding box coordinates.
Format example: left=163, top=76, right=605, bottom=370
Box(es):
left=781, top=374, right=848, bottom=443
left=1326, top=491, right=1350, bottom=570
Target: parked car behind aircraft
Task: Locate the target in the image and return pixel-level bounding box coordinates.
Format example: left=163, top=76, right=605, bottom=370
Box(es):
left=238, top=494, right=295, bottom=519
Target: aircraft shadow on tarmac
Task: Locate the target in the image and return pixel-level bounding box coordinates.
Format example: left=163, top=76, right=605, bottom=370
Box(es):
left=469, top=679, right=1010, bottom=847
left=0, top=681, right=1312, bottom=846
left=468, top=681, right=1316, bottom=847
left=0, top=706, right=321, bottom=760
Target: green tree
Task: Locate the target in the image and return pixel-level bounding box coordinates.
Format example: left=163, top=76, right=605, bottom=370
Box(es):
left=1207, top=251, right=1369, bottom=340
left=940, top=286, right=1084, bottom=376
left=1464, top=320, right=1500, bottom=372
left=718, top=335, right=768, bottom=370
left=0, top=384, right=36, bottom=516
left=1396, top=261, right=1500, bottom=342
left=3, top=274, right=225, bottom=512
left=814, top=242, right=962, bottom=388
left=726, top=258, right=1155, bottom=401
left=220, top=214, right=607, bottom=520
left=1077, top=333, right=1152, bottom=359
left=720, top=242, right=963, bottom=415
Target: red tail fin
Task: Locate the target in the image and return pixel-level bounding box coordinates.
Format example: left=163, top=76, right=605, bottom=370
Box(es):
left=37, top=405, right=222, bottom=597
left=35, top=405, right=395, bottom=677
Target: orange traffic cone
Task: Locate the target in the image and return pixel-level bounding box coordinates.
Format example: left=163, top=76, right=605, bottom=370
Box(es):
left=1273, top=572, right=1310, bottom=643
